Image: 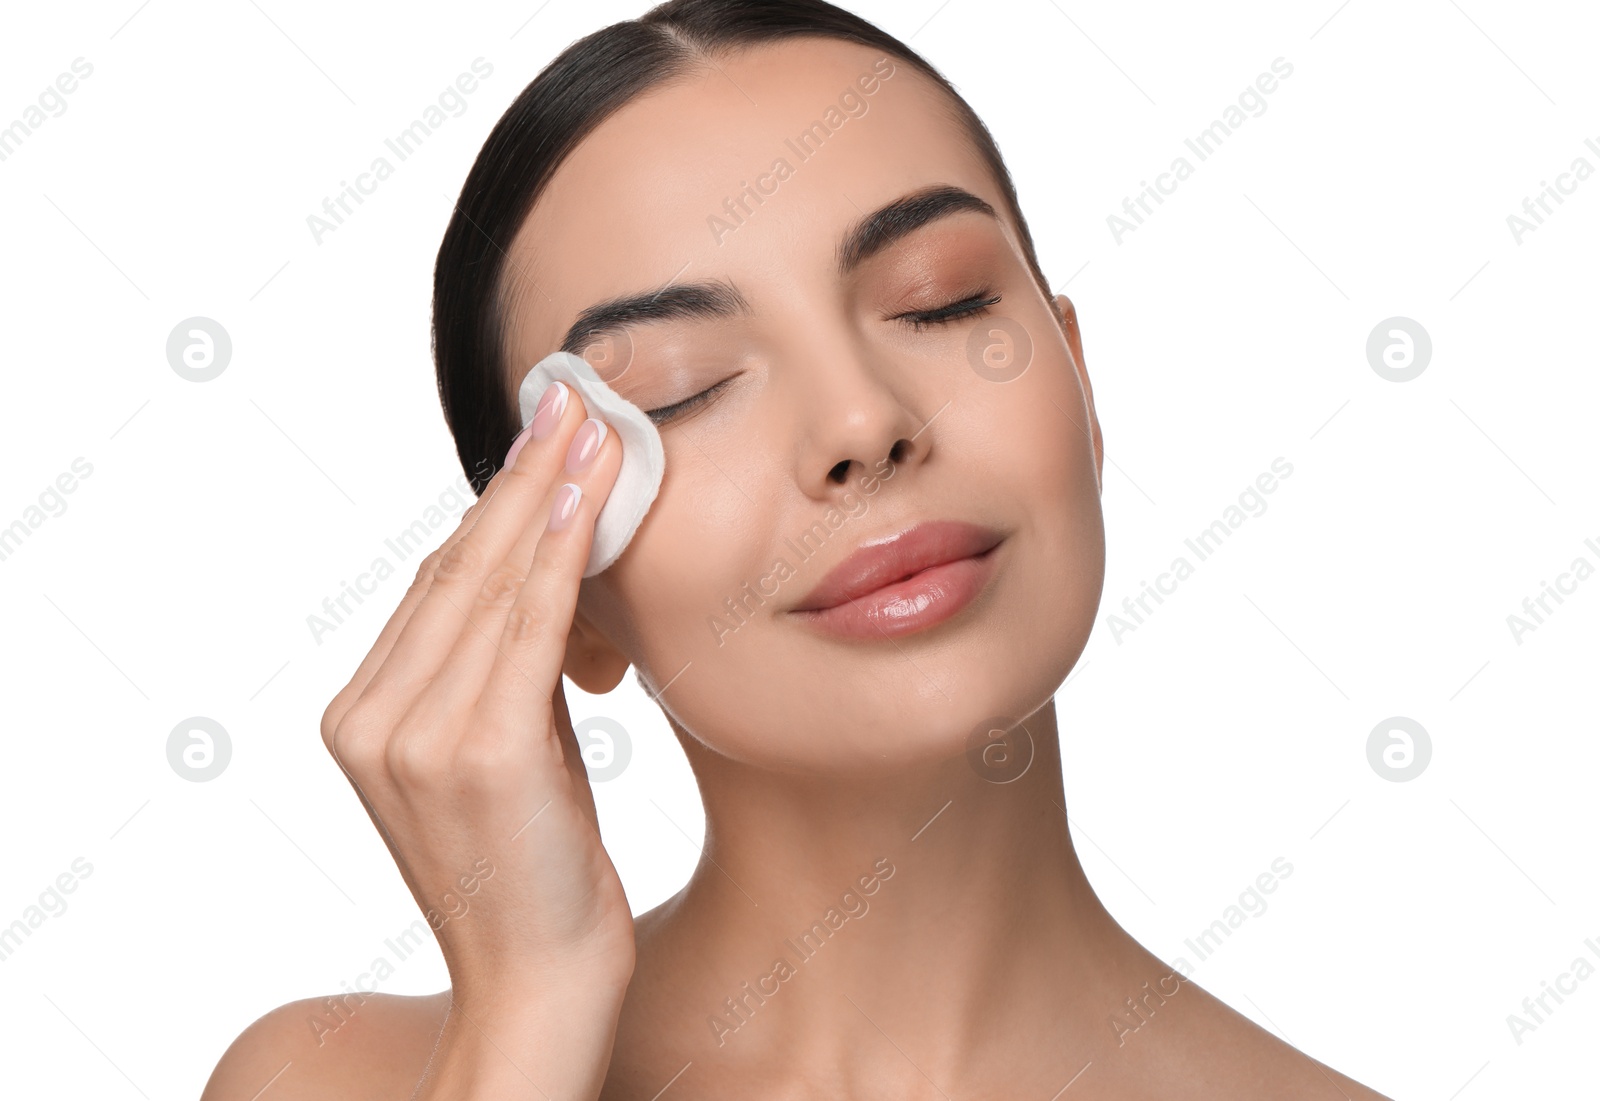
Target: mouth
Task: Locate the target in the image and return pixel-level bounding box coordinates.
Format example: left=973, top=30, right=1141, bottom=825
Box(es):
left=787, top=520, right=1006, bottom=640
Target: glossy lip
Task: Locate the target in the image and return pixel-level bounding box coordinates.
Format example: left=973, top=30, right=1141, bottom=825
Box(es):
left=790, top=520, right=1004, bottom=612
left=786, top=546, right=1004, bottom=640
left=786, top=522, right=1006, bottom=640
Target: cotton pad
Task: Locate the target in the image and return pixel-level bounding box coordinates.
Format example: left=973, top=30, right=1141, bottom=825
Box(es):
left=516, top=350, right=665, bottom=578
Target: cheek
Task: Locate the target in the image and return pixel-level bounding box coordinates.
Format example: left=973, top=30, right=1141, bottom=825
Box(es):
left=602, top=465, right=781, bottom=687
left=956, top=334, right=1097, bottom=500
left=993, top=338, right=1101, bottom=472
left=604, top=473, right=852, bottom=765
left=624, top=568, right=807, bottom=762
left=968, top=346, right=1106, bottom=667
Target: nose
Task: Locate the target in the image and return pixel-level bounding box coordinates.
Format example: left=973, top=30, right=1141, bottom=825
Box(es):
left=786, top=336, right=930, bottom=498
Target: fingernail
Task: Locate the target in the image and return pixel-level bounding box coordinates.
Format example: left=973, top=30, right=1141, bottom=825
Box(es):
left=549, top=483, right=581, bottom=532
left=504, top=420, right=535, bottom=470
left=565, top=418, right=608, bottom=473
left=531, top=380, right=569, bottom=441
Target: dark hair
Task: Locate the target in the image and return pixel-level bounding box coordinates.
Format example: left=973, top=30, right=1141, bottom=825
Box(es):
left=433, top=0, right=1055, bottom=495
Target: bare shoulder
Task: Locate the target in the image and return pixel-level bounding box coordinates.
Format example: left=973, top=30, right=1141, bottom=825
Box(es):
left=1178, top=977, right=1398, bottom=1100
left=200, top=990, right=452, bottom=1101
left=1321, top=1068, right=1396, bottom=1100
left=1267, top=1057, right=1394, bottom=1101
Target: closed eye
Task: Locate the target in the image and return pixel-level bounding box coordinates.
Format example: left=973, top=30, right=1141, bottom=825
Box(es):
left=899, top=290, right=1001, bottom=332
left=644, top=376, right=735, bottom=428
left=643, top=289, right=1003, bottom=426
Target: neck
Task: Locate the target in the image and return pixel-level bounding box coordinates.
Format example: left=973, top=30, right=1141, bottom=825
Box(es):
left=624, top=699, right=1169, bottom=1092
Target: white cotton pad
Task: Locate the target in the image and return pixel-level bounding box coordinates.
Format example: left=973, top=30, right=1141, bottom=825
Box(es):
left=516, top=350, right=665, bottom=578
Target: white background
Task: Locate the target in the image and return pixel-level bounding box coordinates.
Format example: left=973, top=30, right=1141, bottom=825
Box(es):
left=1, top=1, right=1595, bottom=1097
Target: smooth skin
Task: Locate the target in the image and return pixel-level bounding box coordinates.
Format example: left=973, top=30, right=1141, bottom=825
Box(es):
left=202, top=35, right=1394, bottom=1101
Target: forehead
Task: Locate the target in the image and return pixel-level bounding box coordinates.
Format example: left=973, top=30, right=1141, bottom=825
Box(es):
left=502, top=37, right=999, bottom=371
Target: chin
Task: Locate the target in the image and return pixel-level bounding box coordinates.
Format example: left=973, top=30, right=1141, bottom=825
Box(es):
left=805, top=640, right=1081, bottom=777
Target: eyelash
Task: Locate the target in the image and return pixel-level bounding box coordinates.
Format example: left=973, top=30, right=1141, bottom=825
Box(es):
left=901, top=289, right=1002, bottom=332
left=645, top=378, right=730, bottom=427
left=644, top=290, right=1003, bottom=426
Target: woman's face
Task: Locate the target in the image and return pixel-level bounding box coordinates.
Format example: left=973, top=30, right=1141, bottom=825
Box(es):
left=502, top=37, right=1104, bottom=774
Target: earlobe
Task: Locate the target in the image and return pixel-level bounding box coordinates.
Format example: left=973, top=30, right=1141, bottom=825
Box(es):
left=563, top=610, right=632, bottom=694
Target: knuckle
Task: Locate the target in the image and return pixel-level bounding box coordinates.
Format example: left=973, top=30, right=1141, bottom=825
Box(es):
left=329, top=701, right=387, bottom=772
left=503, top=452, right=544, bottom=484
left=387, top=729, right=432, bottom=784
left=477, top=566, right=526, bottom=609
left=320, top=691, right=351, bottom=751
left=411, top=548, right=445, bottom=591
left=435, top=538, right=484, bottom=583
left=385, top=727, right=435, bottom=786
left=503, top=601, right=546, bottom=645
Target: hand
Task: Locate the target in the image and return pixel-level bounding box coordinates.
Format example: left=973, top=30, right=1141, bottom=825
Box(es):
left=319, top=380, right=635, bottom=1017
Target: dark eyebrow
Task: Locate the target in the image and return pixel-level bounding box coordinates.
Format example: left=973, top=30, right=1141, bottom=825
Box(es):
left=559, top=279, right=750, bottom=357
left=557, top=183, right=998, bottom=356
left=835, top=183, right=998, bottom=273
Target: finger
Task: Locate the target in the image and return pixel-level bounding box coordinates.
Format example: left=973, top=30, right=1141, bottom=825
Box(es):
left=322, top=449, right=527, bottom=738
left=355, top=381, right=597, bottom=713
left=411, top=427, right=622, bottom=835
left=474, top=461, right=609, bottom=763
left=417, top=415, right=623, bottom=733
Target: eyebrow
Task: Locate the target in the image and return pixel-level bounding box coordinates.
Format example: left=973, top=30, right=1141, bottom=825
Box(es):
left=557, top=183, right=999, bottom=356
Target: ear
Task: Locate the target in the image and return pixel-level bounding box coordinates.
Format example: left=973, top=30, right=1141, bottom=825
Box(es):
left=562, top=606, right=631, bottom=694
left=1053, top=293, right=1104, bottom=496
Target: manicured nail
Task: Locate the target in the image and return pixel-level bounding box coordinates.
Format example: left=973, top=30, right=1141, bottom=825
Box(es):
left=565, top=418, right=607, bottom=473
left=531, top=380, right=569, bottom=441
left=504, top=420, right=535, bottom=470
left=549, top=483, right=581, bottom=532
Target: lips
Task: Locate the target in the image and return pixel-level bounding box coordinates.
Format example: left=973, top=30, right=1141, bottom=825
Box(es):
left=788, top=520, right=1006, bottom=613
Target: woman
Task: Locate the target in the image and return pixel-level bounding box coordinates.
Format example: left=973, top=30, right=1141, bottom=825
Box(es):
left=204, top=1, right=1394, bottom=1097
